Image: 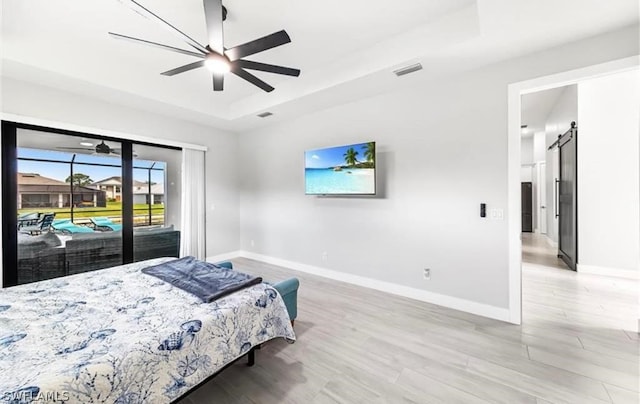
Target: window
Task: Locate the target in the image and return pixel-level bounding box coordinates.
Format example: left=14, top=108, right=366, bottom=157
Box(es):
left=21, top=194, right=51, bottom=208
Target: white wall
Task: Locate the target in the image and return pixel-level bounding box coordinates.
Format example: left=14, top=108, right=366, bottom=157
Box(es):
left=1, top=77, right=240, bottom=260
left=532, top=132, right=546, bottom=233
left=520, top=165, right=533, bottom=182
left=238, top=26, right=639, bottom=311
left=577, top=69, right=640, bottom=273
left=544, top=85, right=578, bottom=243
left=533, top=131, right=546, bottom=162
left=521, top=136, right=534, bottom=165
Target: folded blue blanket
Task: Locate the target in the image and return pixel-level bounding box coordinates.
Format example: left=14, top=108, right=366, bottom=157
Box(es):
left=141, top=257, right=262, bottom=303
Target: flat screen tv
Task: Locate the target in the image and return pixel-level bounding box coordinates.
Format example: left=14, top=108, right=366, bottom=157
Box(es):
left=305, top=141, right=376, bottom=195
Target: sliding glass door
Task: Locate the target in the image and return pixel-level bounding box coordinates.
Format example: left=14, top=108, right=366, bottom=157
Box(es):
left=1, top=121, right=181, bottom=287
left=16, top=130, right=123, bottom=283
left=131, top=143, right=182, bottom=262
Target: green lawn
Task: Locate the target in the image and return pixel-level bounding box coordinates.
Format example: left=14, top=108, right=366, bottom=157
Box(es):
left=19, top=202, right=164, bottom=220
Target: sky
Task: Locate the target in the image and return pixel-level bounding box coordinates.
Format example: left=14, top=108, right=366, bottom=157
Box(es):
left=18, top=148, right=166, bottom=184
left=305, top=142, right=373, bottom=169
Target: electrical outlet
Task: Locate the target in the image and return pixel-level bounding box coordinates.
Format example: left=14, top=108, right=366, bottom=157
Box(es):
left=321, top=252, right=328, bottom=262
left=423, top=268, right=431, bottom=280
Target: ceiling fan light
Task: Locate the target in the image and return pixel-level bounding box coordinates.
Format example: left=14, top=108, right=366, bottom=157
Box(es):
left=205, top=55, right=230, bottom=74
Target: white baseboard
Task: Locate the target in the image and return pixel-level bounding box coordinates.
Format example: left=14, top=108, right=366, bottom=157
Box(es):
left=205, top=250, right=242, bottom=264
left=577, top=264, right=640, bottom=280
left=545, top=235, right=557, bottom=248
left=238, top=250, right=511, bottom=323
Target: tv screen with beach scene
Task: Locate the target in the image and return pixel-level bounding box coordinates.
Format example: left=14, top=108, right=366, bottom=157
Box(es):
left=305, top=141, right=376, bottom=195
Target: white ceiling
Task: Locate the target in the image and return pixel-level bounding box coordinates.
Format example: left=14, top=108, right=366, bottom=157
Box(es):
left=2, top=0, right=638, bottom=132
left=520, top=86, right=568, bottom=137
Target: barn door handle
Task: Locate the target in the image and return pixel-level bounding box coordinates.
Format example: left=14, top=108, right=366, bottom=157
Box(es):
left=554, top=179, right=560, bottom=218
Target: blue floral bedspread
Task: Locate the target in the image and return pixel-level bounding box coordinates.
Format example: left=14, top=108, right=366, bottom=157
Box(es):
left=0, top=258, right=296, bottom=403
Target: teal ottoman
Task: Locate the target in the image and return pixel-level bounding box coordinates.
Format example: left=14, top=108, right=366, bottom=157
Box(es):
left=216, top=261, right=298, bottom=326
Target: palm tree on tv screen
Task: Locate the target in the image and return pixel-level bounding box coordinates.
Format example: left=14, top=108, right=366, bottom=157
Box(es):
left=343, top=148, right=359, bottom=166
left=363, top=142, right=375, bottom=164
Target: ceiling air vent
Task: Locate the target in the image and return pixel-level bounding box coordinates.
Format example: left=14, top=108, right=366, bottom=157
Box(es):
left=257, top=112, right=273, bottom=118
left=393, top=63, right=423, bottom=77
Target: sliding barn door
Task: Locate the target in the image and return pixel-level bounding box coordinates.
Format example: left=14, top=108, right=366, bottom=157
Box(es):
left=557, top=123, right=578, bottom=270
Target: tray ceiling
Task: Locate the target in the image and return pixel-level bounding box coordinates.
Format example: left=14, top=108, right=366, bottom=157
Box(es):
left=2, top=0, right=638, bottom=131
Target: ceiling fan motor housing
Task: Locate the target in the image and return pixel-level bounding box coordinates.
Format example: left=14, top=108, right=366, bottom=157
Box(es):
left=96, top=142, right=111, bottom=154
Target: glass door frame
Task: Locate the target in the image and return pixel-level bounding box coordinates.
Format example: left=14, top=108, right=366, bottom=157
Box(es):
left=1, top=120, right=180, bottom=287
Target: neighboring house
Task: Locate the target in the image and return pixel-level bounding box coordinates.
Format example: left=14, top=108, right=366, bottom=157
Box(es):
left=133, top=182, right=164, bottom=205
left=17, top=173, right=106, bottom=209
left=92, top=176, right=164, bottom=204
left=91, top=176, right=126, bottom=201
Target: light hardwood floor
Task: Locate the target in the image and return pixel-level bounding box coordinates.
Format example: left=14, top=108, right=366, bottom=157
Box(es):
left=179, top=238, right=639, bottom=403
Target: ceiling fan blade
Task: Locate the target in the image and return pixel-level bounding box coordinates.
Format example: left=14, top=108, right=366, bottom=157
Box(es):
left=203, top=0, right=224, bottom=54
left=213, top=73, right=224, bottom=91
left=110, top=149, right=138, bottom=157
left=161, top=60, right=206, bottom=76
left=232, top=67, right=274, bottom=92
left=235, top=60, right=300, bottom=77
left=119, top=0, right=208, bottom=54
left=225, top=30, right=291, bottom=61
left=109, top=32, right=205, bottom=59
left=55, top=147, right=94, bottom=151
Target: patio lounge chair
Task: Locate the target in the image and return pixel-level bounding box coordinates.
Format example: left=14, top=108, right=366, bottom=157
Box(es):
left=90, top=217, right=123, bottom=232
left=52, top=219, right=94, bottom=234
left=17, top=212, right=41, bottom=229
left=19, top=213, right=56, bottom=235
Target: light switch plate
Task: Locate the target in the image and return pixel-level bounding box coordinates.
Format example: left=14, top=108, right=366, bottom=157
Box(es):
left=490, top=208, right=504, bottom=220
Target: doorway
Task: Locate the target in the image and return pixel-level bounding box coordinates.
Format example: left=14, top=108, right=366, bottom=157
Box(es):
left=507, top=56, right=640, bottom=325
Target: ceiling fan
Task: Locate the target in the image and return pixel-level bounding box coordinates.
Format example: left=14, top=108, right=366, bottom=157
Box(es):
left=110, top=0, right=300, bottom=92
left=56, top=141, right=136, bottom=157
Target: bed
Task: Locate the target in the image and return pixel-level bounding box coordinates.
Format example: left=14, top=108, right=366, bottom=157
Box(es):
left=0, top=257, right=296, bottom=403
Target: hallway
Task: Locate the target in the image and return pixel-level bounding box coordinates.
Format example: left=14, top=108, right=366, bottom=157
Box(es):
left=522, top=232, right=638, bottom=331
left=522, top=232, right=567, bottom=269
